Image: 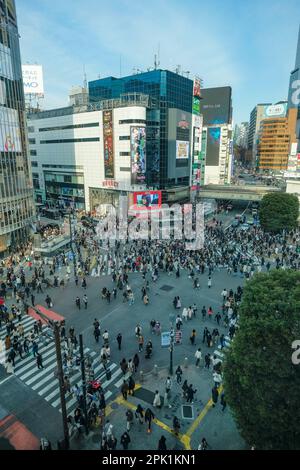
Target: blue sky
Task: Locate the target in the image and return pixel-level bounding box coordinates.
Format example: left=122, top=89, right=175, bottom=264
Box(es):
left=16, top=0, right=300, bottom=124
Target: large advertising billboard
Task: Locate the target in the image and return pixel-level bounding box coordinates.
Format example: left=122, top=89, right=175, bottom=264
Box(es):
left=193, top=97, right=200, bottom=115
left=201, top=87, right=232, bottom=126
left=133, top=190, right=162, bottom=208
left=103, top=110, right=114, bottom=179
left=263, top=103, right=287, bottom=118
left=131, top=126, right=146, bottom=184
left=193, top=78, right=201, bottom=99
left=176, top=140, right=190, bottom=159
left=22, top=65, right=44, bottom=95
left=0, top=106, right=21, bottom=152
left=206, top=127, right=221, bottom=166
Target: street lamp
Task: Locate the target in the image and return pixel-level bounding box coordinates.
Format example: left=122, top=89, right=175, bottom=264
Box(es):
left=169, top=328, right=175, bottom=376
left=68, top=209, right=77, bottom=278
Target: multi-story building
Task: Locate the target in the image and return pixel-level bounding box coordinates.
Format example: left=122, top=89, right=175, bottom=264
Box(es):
left=288, top=25, right=300, bottom=151
left=28, top=90, right=202, bottom=211
left=247, top=103, right=271, bottom=166
left=0, top=0, right=34, bottom=255
left=199, top=87, right=233, bottom=185
left=89, top=70, right=195, bottom=201
left=234, top=122, right=249, bottom=148
left=257, top=104, right=297, bottom=172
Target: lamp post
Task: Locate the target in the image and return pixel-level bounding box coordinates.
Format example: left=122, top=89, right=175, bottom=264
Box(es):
left=169, top=328, right=175, bottom=376
left=68, top=210, right=77, bottom=278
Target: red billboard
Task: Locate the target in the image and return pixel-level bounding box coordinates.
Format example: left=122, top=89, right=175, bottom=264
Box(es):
left=133, top=191, right=162, bottom=209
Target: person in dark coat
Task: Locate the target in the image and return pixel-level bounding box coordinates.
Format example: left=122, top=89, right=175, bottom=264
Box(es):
left=128, top=376, right=135, bottom=396
left=120, top=431, right=131, bottom=450
left=121, top=380, right=129, bottom=400
left=37, top=353, right=44, bottom=370
left=116, top=333, right=122, bottom=350
left=186, top=384, right=197, bottom=403
left=145, top=408, right=155, bottom=433
left=212, top=386, right=219, bottom=407
left=133, top=354, right=139, bottom=372
left=158, top=435, right=167, bottom=450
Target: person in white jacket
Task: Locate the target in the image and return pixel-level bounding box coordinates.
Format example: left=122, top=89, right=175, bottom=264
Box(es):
left=195, top=348, right=202, bottom=367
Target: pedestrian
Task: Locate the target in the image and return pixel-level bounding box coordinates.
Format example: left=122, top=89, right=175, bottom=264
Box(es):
left=135, top=404, right=144, bottom=425
left=182, top=380, right=189, bottom=399
left=126, top=409, right=134, bottom=431
left=201, top=306, right=207, bottom=320
left=198, top=438, right=209, bottom=450
left=5, top=358, right=14, bottom=374
left=186, top=384, right=197, bottom=403
left=128, top=376, right=135, bottom=395
left=121, top=380, right=129, bottom=400
left=165, top=377, right=172, bottom=395
left=153, top=390, right=161, bottom=408
left=94, top=326, right=100, bottom=343
left=116, top=333, right=122, bottom=350
left=173, top=416, right=180, bottom=436
left=158, top=436, right=167, bottom=450
left=204, top=353, right=211, bottom=369
left=83, top=294, right=88, bottom=309
left=195, top=348, right=202, bottom=367
left=175, top=365, right=183, bottom=384
left=144, top=408, right=155, bottom=433
left=211, top=385, right=219, bottom=407
left=36, top=353, right=44, bottom=370
left=207, top=276, right=212, bottom=288
left=190, top=329, right=196, bottom=345
left=32, top=341, right=39, bottom=358
left=120, top=431, right=131, bottom=450
left=120, top=358, right=128, bottom=375
left=220, top=392, right=227, bottom=412
left=75, top=296, right=81, bottom=310
left=31, top=293, right=35, bottom=306
left=133, top=353, right=139, bottom=373
left=103, top=330, right=109, bottom=345
left=138, top=334, right=144, bottom=352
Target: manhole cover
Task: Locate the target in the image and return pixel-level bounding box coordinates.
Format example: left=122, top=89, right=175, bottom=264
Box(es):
left=181, top=405, right=194, bottom=420
left=160, top=285, right=174, bottom=292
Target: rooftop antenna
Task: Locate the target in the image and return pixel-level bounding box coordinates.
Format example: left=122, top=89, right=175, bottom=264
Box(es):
left=158, top=42, right=160, bottom=68
left=83, top=64, right=87, bottom=89
left=175, top=65, right=181, bottom=74
left=154, top=54, right=157, bottom=70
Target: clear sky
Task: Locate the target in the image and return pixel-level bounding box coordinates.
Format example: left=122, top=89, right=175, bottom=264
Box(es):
left=16, top=0, right=300, bottom=124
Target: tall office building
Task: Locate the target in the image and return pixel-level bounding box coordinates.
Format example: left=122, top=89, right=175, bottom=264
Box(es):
left=247, top=103, right=271, bottom=165
left=288, top=25, right=300, bottom=150
left=234, top=122, right=249, bottom=148
left=89, top=70, right=195, bottom=201
left=199, top=87, right=233, bottom=185
left=0, top=0, right=34, bottom=255
left=257, top=104, right=297, bottom=171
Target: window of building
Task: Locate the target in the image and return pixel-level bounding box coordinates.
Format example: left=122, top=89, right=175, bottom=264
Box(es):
left=30, top=150, right=37, bottom=156
left=39, top=123, right=100, bottom=132
left=119, top=119, right=146, bottom=125
left=29, top=138, right=36, bottom=145
left=31, top=161, right=38, bottom=167
left=40, top=138, right=100, bottom=144
left=120, top=152, right=130, bottom=156
left=28, top=126, right=35, bottom=133
left=119, top=136, right=130, bottom=141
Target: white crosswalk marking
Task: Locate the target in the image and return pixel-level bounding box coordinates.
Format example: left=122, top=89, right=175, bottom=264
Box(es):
left=0, top=313, right=136, bottom=416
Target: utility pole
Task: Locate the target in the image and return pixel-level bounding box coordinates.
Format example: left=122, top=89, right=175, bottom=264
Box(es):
left=53, top=321, right=70, bottom=449
left=79, top=334, right=89, bottom=435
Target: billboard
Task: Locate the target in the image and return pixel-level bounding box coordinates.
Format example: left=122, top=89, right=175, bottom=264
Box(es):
left=176, top=140, right=189, bottom=159
left=131, top=126, right=146, bottom=184
left=103, top=110, right=114, bottom=179
left=193, top=97, right=200, bottom=115
left=133, top=191, right=162, bottom=208
left=0, top=106, right=22, bottom=152
left=201, top=87, right=232, bottom=126
left=22, top=65, right=44, bottom=95
left=263, top=103, right=287, bottom=118
left=206, top=127, right=221, bottom=166
left=193, top=78, right=201, bottom=99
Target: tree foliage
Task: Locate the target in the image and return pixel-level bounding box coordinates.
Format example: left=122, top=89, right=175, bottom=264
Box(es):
left=223, top=270, right=300, bottom=450
left=259, top=192, right=299, bottom=233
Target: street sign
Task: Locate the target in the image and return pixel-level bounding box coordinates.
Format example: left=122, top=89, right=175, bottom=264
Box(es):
left=161, top=331, right=171, bottom=348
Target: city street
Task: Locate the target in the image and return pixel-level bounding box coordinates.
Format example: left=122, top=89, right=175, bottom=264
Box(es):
left=0, top=208, right=249, bottom=450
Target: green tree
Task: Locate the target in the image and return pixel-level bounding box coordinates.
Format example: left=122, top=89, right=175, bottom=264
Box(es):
left=259, top=193, right=299, bottom=233
left=223, top=270, right=300, bottom=450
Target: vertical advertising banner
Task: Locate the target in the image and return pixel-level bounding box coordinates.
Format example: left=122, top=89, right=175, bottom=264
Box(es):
left=103, top=110, right=114, bottom=179
left=131, top=127, right=146, bottom=184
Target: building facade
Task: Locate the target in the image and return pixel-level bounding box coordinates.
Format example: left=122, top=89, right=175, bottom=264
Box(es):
left=234, top=122, right=249, bottom=148
left=28, top=89, right=200, bottom=211
left=247, top=103, right=271, bottom=166
left=257, top=106, right=297, bottom=172
left=0, top=0, right=34, bottom=255
left=200, top=87, right=233, bottom=185
left=89, top=70, right=194, bottom=195
left=288, top=25, right=300, bottom=151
